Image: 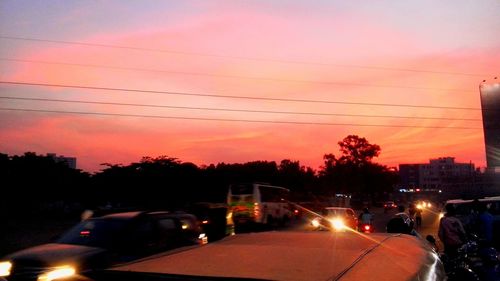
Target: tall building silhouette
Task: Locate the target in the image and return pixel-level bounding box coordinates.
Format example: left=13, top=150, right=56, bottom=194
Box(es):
left=480, top=77, right=500, bottom=172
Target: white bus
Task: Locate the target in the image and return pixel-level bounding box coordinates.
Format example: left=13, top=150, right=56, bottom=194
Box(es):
left=227, top=183, right=292, bottom=225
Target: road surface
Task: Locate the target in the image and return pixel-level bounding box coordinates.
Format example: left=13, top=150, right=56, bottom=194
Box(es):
left=235, top=206, right=442, bottom=248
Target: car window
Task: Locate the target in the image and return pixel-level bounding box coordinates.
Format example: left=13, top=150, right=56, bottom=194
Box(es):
left=158, top=218, right=177, bottom=231
left=57, top=219, right=128, bottom=248
left=451, top=203, right=473, bottom=217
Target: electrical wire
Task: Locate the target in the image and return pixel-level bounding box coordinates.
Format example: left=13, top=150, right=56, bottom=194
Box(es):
left=0, top=107, right=482, bottom=129
left=0, top=35, right=490, bottom=77
left=0, top=58, right=475, bottom=92
left=0, top=96, right=482, bottom=121
left=0, top=81, right=483, bottom=110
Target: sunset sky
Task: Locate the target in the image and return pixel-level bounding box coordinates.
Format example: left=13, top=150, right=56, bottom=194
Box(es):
left=1, top=1, right=499, bottom=172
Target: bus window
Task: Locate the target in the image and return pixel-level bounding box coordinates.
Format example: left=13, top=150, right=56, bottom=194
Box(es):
left=230, top=184, right=253, bottom=195
left=259, top=186, right=280, bottom=202
left=230, top=195, right=253, bottom=203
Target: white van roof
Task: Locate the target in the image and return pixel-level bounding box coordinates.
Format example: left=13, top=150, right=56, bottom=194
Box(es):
left=446, top=195, right=500, bottom=205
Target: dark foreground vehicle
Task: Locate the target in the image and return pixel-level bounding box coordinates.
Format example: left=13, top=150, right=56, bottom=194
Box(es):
left=83, top=231, right=445, bottom=281
left=0, top=211, right=206, bottom=281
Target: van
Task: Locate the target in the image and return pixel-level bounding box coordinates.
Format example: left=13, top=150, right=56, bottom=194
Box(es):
left=441, top=196, right=500, bottom=247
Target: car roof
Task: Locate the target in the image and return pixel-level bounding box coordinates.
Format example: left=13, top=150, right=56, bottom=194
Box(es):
left=99, top=211, right=172, bottom=219
left=100, top=211, right=143, bottom=219
left=114, top=231, right=444, bottom=281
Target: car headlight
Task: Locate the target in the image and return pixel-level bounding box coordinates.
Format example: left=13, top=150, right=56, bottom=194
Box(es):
left=37, top=266, right=76, bottom=281
left=438, top=212, right=444, bottom=219
left=311, top=218, right=320, bottom=228
left=330, top=218, right=345, bottom=230
left=416, top=204, right=423, bottom=209
left=0, top=261, right=12, bottom=277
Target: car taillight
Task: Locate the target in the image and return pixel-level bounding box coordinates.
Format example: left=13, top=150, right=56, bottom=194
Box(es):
left=254, top=203, right=260, bottom=218
left=364, top=225, right=371, bottom=231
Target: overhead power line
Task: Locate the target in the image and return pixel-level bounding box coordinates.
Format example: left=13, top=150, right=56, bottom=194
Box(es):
left=0, top=81, right=482, bottom=111
left=0, top=107, right=482, bottom=129
left=0, top=58, right=474, bottom=92
left=0, top=35, right=489, bottom=77
left=0, top=96, right=482, bottom=122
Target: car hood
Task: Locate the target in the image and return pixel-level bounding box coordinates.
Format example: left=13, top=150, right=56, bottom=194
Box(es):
left=5, top=243, right=107, bottom=267
left=114, top=232, right=446, bottom=281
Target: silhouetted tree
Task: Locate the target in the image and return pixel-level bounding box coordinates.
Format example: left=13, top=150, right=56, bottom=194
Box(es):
left=277, top=159, right=316, bottom=198
left=0, top=152, right=90, bottom=217
left=337, top=135, right=381, bottom=166
left=318, top=135, right=396, bottom=196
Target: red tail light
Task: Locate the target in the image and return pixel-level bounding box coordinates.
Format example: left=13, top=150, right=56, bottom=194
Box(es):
left=364, top=225, right=371, bottom=231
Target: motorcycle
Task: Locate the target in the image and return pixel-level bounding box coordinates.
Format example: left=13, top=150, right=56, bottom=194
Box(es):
left=436, top=235, right=500, bottom=281
left=358, top=222, right=373, bottom=233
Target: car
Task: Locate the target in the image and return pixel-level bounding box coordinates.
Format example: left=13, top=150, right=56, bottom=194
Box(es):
left=83, top=231, right=446, bottom=281
left=383, top=201, right=397, bottom=212
left=187, top=203, right=235, bottom=242
left=439, top=196, right=500, bottom=248
left=0, top=211, right=206, bottom=281
left=386, top=211, right=421, bottom=238
left=414, top=200, right=432, bottom=210
left=310, top=207, right=358, bottom=231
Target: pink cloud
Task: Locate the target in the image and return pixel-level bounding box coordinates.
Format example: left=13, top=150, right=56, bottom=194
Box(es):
left=1, top=5, right=497, bottom=172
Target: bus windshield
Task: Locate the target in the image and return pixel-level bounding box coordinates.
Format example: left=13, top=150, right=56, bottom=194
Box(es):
left=230, top=184, right=254, bottom=195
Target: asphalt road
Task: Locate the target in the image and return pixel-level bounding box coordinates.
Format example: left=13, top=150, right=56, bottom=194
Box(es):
left=235, top=206, right=443, bottom=248
left=2, top=206, right=443, bottom=258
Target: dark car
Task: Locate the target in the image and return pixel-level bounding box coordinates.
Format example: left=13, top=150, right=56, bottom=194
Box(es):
left=383, top=201, right=397, bottom=212
left=187, top=203, right=234, bottom=242
left=0, top=211, right=206, bottom=281
left=310, top=207, right=358, bottom=231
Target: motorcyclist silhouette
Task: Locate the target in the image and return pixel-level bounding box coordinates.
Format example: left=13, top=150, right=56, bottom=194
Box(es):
left=358, top=208, right=373, bottom=231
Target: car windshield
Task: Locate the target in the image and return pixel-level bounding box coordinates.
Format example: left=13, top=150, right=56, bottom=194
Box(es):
left=325, top=209, right=346, bottom=217
left=57, top=219, right=129, bottom=248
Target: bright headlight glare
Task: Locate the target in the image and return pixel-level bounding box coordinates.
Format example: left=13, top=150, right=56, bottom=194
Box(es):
left=311, top=219, right=320, bottom=227
left=439, top=213, right=444, bottom=219
left=330, top=218, right=345, bottom=230
left=38, top=266, right=76, bottom=281
left=0, top=261, right=12, bottom=277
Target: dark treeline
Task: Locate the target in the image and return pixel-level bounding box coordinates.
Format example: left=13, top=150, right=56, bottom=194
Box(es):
left=1, top=135, right=399, bottom=216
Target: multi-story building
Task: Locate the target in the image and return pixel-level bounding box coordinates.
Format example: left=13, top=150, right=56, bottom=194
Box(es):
left=47, top=153, right=77, bottom=169
left=399, top=157, right=476, bottom=195
left=480, top=78, right=500, bottom=173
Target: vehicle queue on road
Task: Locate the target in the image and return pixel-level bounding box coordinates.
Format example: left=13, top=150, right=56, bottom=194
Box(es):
left=2, top=185, right=499, bottom=281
